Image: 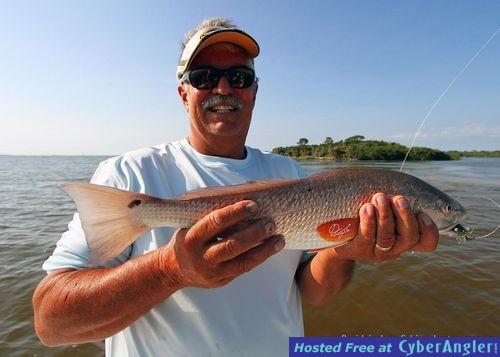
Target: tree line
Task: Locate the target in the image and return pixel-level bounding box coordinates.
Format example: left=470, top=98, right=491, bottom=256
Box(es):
left=447, top=150, right=500, bottom=158
left=272, top=135, right=457, bottom=160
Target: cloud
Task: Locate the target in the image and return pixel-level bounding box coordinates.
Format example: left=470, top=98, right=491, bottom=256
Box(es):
left=387, top=121, right=500, bottom=140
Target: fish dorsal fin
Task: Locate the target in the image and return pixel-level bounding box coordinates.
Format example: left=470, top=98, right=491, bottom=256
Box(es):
left=176, top=178, right=300, bottom=200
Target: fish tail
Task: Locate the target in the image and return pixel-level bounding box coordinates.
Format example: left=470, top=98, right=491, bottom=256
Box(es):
left=59, top=182, right=152, bottom=266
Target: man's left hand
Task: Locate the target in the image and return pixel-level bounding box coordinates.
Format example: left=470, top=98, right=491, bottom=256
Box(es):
left=297, top=192, right=439, bottom=305
left=332, top=192, right=439, bottom=264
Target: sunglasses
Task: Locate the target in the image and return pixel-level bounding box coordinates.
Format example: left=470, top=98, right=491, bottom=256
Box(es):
left=181, top=66, right=256, bottom=89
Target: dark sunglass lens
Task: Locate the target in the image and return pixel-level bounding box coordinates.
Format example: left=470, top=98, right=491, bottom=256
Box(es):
left=189, top=69, right=219, bottom=89
left=187, top=67, right=255, bottom=89
left=226, top=68, right=255, bottom=88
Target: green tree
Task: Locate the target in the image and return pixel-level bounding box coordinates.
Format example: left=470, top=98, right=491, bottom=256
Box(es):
left=344, top=135, right=365, bottom=143
left=297, top=138, right=309, bottom=145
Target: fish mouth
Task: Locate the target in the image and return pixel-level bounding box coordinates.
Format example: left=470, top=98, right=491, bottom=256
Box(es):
left=437, top=209, right=468, bottom=234
left=439, top=223, right=472, bottom=236
left=438, top=224, right=459, bottom=233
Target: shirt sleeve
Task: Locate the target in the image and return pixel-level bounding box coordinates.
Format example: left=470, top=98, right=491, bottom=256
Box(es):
left=42, top=156, right=133, bottom=273
left=293, top=160, right=309, bottom=179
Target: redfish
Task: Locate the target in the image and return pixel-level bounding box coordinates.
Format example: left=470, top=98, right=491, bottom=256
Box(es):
left=60, top=167, right=466, bottom=266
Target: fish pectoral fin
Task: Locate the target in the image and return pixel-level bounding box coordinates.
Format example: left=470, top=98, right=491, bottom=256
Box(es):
left=315, top=218, right=359, bottom=242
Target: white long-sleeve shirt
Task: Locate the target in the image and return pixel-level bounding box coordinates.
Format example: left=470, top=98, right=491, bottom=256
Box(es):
left=43, top=138, right=308, bottom=357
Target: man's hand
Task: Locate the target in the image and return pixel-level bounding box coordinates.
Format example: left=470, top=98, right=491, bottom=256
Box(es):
left=333, top=193, right=439, bottom=264
left=33, top=200, right=285, bottom=346
left=160, top=200, right=286, bottom=288
left=297, top=192, right=439, bottom=306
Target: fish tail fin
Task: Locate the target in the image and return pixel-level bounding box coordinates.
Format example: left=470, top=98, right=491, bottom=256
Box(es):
left=60, top=182, right=152, bottom=266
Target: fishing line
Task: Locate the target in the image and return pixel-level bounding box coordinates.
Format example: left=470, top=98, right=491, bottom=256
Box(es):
left=400, top=27, right=500, bottom=171
left=465, top=196, right=500, bottom=240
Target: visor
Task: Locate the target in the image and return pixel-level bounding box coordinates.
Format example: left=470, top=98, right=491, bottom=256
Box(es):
left=176, top=26, right=259, bottom=80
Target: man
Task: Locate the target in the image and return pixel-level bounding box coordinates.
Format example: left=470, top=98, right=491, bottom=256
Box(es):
left=33, top=18, right=438, bottom=356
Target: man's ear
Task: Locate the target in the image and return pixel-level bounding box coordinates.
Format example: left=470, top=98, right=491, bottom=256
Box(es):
left=178, top=85, right=189, bottom=110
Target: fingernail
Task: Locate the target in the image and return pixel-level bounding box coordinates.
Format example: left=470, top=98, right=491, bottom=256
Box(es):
left=274, top=237, right=285, bottom=252
left=421, top=213, right=432, bottom=226
left=375, top=195, right=387, bottom=207
left=245, top=202, right=258, bottom=213
left=365, top=204, right=375, bottom=217
left=265, top=221, right=275, bottom=234
left=397, top=197, right=410, bottom=209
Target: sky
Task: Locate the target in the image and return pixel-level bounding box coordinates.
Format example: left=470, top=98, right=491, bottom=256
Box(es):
left=1, top=0, right=499, bottom=155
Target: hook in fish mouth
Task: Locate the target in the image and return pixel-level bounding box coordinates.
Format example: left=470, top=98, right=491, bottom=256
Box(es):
left=451, top=224, right=475, bottom=241
left=451, top=221, right=500, bottom=241
left=439, top=223, right=474, bottom=241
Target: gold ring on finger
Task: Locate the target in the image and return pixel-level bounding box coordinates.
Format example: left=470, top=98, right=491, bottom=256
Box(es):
left=375, top=243, right=392, bottom=252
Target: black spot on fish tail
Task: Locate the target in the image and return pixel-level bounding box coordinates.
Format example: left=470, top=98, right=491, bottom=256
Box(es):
left=128, top=199, right=142, bottom=209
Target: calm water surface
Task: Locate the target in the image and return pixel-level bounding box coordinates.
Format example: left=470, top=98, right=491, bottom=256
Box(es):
left=0, top=156, right=499, bottom=356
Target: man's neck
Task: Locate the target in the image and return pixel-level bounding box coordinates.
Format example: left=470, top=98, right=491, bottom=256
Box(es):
left=187, top=135, right=247, bottom=160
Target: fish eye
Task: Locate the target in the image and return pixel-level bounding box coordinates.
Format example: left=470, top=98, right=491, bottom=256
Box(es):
left=444, top=204, right=454, bottom=213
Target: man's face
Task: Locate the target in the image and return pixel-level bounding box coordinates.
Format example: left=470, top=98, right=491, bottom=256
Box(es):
left=178, top=44, right=258, bottom=152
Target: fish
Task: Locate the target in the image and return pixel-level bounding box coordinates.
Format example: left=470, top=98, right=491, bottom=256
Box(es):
left=60, top=167, right=466, bottom=266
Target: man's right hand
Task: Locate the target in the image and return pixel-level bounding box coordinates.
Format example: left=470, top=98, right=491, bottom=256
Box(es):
left=33, top=200, right=284, bottom=346
left=160, top=200, right=285, bottom=288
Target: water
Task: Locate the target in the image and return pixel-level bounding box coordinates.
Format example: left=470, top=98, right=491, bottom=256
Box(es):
left=0, top=156, right=107, bottom=357
left=0, top=156, right=499, bottom=355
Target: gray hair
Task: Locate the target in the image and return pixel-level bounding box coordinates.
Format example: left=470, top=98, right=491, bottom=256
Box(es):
left=180, top=18, right=236, bottom=53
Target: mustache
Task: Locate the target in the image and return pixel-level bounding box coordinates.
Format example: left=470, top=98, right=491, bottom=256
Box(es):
left=202, top=95, right=243, bottom=110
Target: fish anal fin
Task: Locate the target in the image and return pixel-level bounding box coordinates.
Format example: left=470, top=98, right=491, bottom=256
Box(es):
left=315, top=218, right=359, bottom=243
left=308, top=247, right=327, bottom=253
